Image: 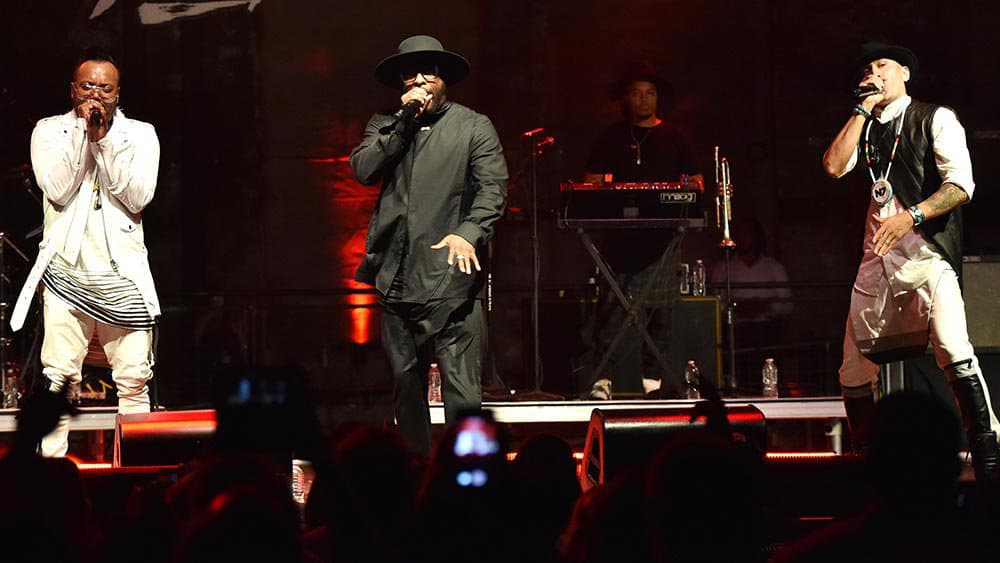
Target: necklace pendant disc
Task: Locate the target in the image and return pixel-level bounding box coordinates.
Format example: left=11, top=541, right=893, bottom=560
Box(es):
left=871, top=178, right=893, bottom=207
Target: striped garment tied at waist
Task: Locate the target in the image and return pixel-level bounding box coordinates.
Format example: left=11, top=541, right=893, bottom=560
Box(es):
left=41, top=256, right=156, bottom=330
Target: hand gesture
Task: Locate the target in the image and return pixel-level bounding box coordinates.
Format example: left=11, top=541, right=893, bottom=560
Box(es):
left=431, top=234, right=479, bottom=274
left=872, top=211, right=914, bottom=256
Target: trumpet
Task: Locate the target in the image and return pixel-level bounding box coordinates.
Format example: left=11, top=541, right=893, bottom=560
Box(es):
left=714, top=146, right=736, bottom=248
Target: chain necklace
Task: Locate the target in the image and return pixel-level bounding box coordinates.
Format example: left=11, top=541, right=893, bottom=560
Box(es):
left=629, top=125, right=653, bottom=166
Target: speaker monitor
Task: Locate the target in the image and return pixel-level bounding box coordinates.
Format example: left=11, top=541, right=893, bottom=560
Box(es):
left=579, top=405, right=765, bottom=490
left=964, top=258, right=1000, bottom=349
left=114, top=409, right=216, bottom=467
left=671, top=296, right=723, bottom=387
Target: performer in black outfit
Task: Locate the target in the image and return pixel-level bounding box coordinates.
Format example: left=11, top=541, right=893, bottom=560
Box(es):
left=350, top=35, right=508, bottom=455
left=585, top=75, right=696, bottom=184
left=578, top=61, right=700, bottom=399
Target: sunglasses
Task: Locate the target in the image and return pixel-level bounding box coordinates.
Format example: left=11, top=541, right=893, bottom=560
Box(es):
left=400, top=65, right=440, bottom=84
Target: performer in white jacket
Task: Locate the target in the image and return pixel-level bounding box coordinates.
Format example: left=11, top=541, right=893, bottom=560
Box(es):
left=10, top=50, right=161, bottom=456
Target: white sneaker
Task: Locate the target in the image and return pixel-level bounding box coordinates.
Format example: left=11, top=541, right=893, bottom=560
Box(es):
left=589, top=378, right=613, bottom=400
left=642, top=377, right=662, bottom=395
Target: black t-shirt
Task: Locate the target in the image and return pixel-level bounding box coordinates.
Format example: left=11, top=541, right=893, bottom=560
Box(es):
left=586, top=120, right=698, bottom=181
left=584, top=120, right=700, bottom=274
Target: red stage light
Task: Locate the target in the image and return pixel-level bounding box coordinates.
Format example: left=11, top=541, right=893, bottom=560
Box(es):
left=348, top=291, right=376, bottom=345
left=765, top=452, right=840, bottom=459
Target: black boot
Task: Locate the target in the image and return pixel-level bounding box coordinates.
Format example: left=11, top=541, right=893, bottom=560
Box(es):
left=842, top=384, right=876, bottom=454
left=968, top=431, right=1000, bottom=485
left=948, top=361, right=1000, bottom=484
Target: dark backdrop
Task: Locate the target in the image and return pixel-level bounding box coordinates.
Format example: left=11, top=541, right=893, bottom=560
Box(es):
left=2, top=0, right=999, bottom=418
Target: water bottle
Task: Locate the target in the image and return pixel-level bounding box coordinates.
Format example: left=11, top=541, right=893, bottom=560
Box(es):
left=2, top=370, right=18, bottom=408
left=684, top=360, right=701, bottom=400
left=291, top=459, right=314, bottom=506
left=762, top=358, right=779, bottom=398
left=692, top=260, right=706, bottom=296
left=427, top=362, right=443, bottom=403
left=679, top=263, right=690, bottom=295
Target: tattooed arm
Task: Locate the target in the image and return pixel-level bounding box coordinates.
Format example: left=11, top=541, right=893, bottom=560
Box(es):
left=915, top=182, right=970, bottom=220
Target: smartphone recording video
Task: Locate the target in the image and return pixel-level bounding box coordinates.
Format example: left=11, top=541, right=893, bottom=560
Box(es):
left=452, top=413, right=502, bottom=488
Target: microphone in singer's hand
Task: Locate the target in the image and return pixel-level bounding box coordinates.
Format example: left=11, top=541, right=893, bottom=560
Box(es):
left=392, top=99, right=423, bottom=122
left=852, top=84, right=882, bottom=99
left=89, top=108, right=102, bottom=126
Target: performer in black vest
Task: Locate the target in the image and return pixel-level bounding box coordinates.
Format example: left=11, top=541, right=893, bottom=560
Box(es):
left=350, top=36, right=508, bottom=455
left=822, top=42, right=1000, bottom=482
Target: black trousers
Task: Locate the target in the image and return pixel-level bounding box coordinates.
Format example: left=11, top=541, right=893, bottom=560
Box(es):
left=381, top=298, right=483, bottom=455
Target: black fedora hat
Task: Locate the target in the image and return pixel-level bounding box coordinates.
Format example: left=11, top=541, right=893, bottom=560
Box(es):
left=374, top=35, right=470, bottom=88
left=855, top=42, right=919, bottom=77
left=608, top=60, right=673, bottom=100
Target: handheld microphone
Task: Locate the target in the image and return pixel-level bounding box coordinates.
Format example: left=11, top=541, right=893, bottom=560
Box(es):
left=392, top=99, right=423, bottom=121
left=89, top=107, right=102, bottom=126
left=852, top=84, right=882, bottom=99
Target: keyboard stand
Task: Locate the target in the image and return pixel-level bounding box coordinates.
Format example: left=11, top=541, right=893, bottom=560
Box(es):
left=574, top=226, right=685, bottom=397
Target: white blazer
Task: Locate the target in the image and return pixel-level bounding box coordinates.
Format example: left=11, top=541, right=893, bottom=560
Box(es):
left=10, top=109, right=161, bottom=331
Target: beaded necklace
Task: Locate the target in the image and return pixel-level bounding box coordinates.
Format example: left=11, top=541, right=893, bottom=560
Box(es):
left=863, top=105, right=907, bottom=184
left=862, top=104, right=907, bottom=207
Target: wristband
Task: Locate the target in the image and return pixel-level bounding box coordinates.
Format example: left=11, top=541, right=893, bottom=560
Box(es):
left=852, top=105, right=872, bottom=119
left=907, top=205, right=925, bottom=226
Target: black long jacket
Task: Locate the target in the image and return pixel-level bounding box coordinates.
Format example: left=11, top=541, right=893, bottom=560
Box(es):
left=350, top=102, right=508, bottom=303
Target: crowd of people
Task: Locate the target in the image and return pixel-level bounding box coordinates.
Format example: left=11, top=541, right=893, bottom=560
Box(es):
left=2, top=378, right=999, bottom=563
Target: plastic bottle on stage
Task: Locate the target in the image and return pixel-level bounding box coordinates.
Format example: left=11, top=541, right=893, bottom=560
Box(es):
left=2, top=372, right=18, bottom=408
left=692, top=260, right=706, bottom=296
left=762, top=358, right=779, bottom=398
left=428, top=363, right=443, bottom=403
left=684, top=360, right=701, bottom=400
left=678, top=263, right=691, bottom=295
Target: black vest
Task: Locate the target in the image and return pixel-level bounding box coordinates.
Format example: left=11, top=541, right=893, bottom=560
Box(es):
left=864, top=100, right=964, bottom=275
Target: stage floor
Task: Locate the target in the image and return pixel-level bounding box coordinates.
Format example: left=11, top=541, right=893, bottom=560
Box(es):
left=428, top=397, right=845, bottom=424
left=1, top=397, right=850, bottom=461
left=1, top=396, right=845, bottom=431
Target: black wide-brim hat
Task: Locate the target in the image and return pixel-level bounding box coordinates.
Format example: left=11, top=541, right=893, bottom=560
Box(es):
left=853, top=42, right=919, bottom=79
left=374, top=35, right=470, bottom=88
left=608, top=60, right=673, bottom=100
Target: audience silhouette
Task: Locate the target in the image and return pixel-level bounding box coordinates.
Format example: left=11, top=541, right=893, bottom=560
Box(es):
left=6, top=373, right=998, bottom=563
left=0, top=387, right=89, bottom=562
left=774, top=391, right=991, bottom=562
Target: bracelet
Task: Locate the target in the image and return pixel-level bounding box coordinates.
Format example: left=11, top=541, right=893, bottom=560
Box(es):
left=907, top=205, right=925, bottom=226
left=852, top=105, right=872, bottom=119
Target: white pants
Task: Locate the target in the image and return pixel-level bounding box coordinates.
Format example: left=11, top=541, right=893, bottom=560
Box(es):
left=39, top=288, right=153, bottom=457
left=839, top=269, right=1000, bottom=434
